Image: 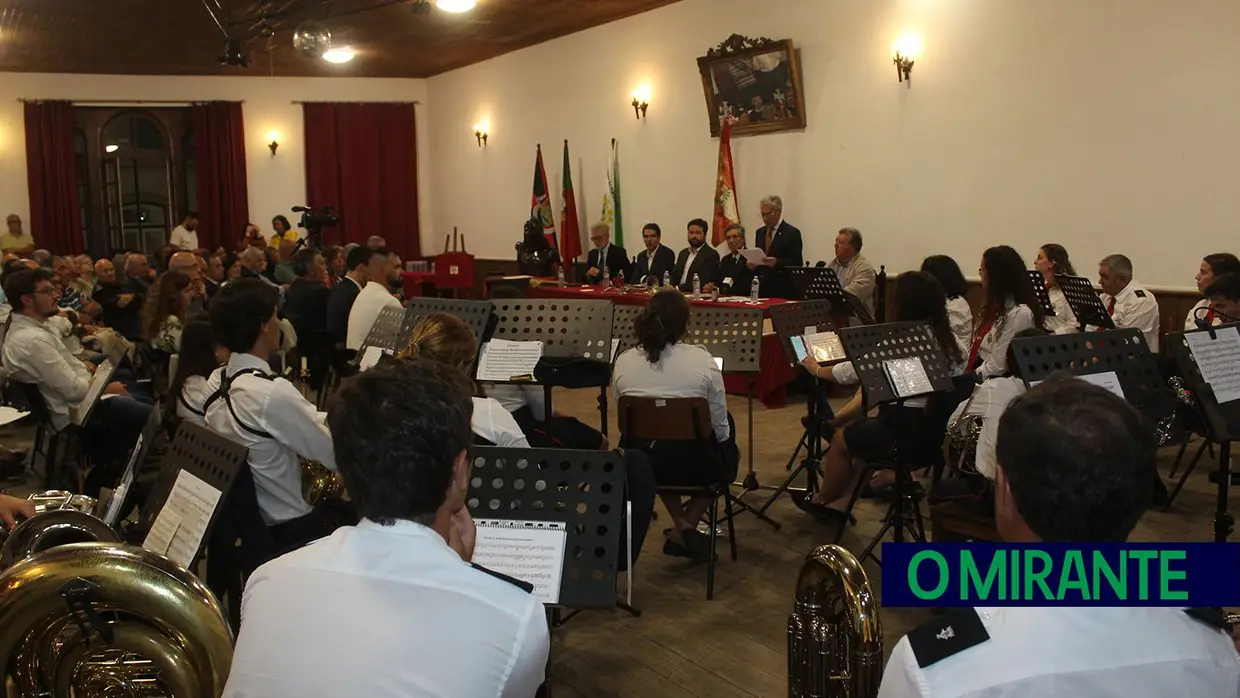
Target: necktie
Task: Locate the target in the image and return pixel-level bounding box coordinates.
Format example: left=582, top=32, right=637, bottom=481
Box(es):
left=763, top=228, right=774, bottom=255
left=1107, top=297, right=1116, bottom=315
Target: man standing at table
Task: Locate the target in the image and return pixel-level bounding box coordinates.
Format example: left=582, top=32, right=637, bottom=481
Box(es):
left=584, top=222, right=631, bottom=285
left=751, top=195, right=802, bottom=300
left=671, top=218, right=721, bottom=292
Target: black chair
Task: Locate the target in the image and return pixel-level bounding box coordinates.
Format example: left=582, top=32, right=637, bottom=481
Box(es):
left=203, top=466, right=277, bottom=633
left=874, top=265, right=888, bottom=322
left=316, top=344, right=357, bottom=410
left=6, top=381, right=84, bottom=491
left=617, top=396, right=737, bottom=600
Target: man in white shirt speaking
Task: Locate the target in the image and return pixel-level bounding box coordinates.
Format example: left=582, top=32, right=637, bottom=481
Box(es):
left=224, top=358, right=550, bottom=698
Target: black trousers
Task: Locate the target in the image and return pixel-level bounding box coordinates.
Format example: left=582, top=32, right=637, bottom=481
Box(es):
left=268, top=500, right=358, bottom=554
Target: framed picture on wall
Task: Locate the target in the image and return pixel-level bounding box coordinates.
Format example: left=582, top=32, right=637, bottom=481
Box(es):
left=697, top=35, right=807, bottom=138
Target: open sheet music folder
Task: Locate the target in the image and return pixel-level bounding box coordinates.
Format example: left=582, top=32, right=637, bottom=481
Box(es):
left=1186, top=326, right=1240, bottom=404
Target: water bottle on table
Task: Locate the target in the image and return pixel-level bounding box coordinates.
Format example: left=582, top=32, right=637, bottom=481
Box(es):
left=692, top=273, right=701, bottom=299
left=662, top=271, right=671, bottom=289
left=750, top=280, right=760, bottom=304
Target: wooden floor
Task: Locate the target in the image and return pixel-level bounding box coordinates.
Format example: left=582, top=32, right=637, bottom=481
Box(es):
left=0, top=387, right=1226, bottom=698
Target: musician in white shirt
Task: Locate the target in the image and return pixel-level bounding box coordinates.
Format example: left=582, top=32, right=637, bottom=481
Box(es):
left=1096, top=254, right=1160, bottom=352
left=224, top=359, right=550, bottom=698
left=346, top=248, right=401, bottom=351
left=1203, top=273, right=1240, bottom=327
left=920, top=255, right=973, bottom=357
left=169, top=320, right=223, bottom=426
left=1033, top=244, right=1079, bottom=334
left=1186, top=253, right=1240, bottom=329
left=968, top=247, right=1043, bottom=378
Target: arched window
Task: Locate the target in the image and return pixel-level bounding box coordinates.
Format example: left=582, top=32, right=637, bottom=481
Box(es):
left=100, top=112, right=172, bottom=253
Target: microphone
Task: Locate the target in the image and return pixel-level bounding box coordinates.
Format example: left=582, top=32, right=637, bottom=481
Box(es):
left=1194, top=304, right=1221, bottom=339
left=291, top=206, right=310, bottom=212
left=814, top=261, right=826, bottom=268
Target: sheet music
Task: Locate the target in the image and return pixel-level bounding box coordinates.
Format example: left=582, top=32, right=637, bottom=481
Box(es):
left=1187, top=327, right=1240, bottom=404
left=0, top=405, right=29, bottom=427
left=72, top=359, right=116, bottom=426
left=102, top=433, right=143, bottom=526
left=142, top=509, right=182, bottom=556
left=805, top=331, right=846, bottom=363
left=359, top=345, right=392, bottom=371
left=473, top=519, right=567, bottom=604
left=1077, top=371, right=1126, bottom=399
left=884, top=357, right=934, bottom=398
left=611, top=338, right=621, bottom=362
left=142, top=470, right=223, bottom=567
left=477, top=339, right=544, bottom=381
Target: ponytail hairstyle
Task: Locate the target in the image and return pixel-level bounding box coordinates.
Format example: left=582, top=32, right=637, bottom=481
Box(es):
left=1040, top=243, right=1076, bottom=276
left=397, top=313, right=478, bottom=374
left=634, top=290, right=690, bottom=363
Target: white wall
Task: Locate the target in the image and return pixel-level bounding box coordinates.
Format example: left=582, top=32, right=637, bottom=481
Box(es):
left=426, top=0, right=1240, bottom=290
left=0, top=73, right=431, bottom=248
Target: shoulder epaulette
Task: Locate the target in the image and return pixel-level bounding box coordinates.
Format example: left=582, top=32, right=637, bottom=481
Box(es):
left=906, top=608, right=991, bottom=668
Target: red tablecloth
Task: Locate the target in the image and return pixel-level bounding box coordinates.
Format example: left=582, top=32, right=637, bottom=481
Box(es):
left=528, top=285, right=798, bottom=408
left=402, top=271, right=435, bottom=297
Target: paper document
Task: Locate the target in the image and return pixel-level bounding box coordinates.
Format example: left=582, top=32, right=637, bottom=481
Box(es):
left=73, top=359, right=117, bottom=426
left=611, top=338, right=621, bottom=362
left=1076, top=371, right=1126, bottom=399
left=713, top=356, right=724, bottom=371
left=103, top=433, right=143, bottom=526
left=884, top=358, right=934, bottom=398
left=142, top=509, right=183, bottom=556
left=142, top=470, right=223, bottom=568
left=805, top=331, right=846, bottom=363
left=1186, top=327, right=1240, bottom=404
left=473, top=519, right=567, bottom=604
left=359, top=345, right=392, bottom=370
left=740, top=248, right=768, bottom=264
left=477, top=339, right=544, bottom=381
left=0, top=405, right=29, bottom=427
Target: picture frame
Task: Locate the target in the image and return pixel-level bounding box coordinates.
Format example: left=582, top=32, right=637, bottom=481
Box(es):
left=697, top=35, right=807, bottom=138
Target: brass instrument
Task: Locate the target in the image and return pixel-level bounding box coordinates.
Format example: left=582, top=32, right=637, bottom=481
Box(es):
left=0, top=542, right=233, bottom=697
left=298, top=357, right=346, bottom=506
left=944, top=413, right=984, bottom=476
left=0, top=491, right=118, bottom=568
left=787, top=544, right=883, bottom=698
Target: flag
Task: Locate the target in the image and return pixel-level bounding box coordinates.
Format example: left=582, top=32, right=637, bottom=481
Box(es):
left=559, top=140, right=582, bottom=261
left=711, top=118, right=741, bottom=246
left=602, top=138, right=624, bottom=247
left=530, top=144, right=558, bottom=249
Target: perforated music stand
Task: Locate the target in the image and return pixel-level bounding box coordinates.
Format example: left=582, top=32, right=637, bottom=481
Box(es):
left=359, top=305, right=409, bottom=352
left=464, top=446, right=630, bottom=612
left=1055, top=274, right=1114, bottom=331
left=1027, top=270, right=1056, bottom=318
left=789, top=267, right=873, bottom=324
left=139, top=422, right=249, bottom=566
left=837, top=322, right=954, bottom=411
left=402, top=297, right=493, bottom=343
left=610, top=302, right=644, bottom=359
left=1167, top=325, right=1240, bottom=542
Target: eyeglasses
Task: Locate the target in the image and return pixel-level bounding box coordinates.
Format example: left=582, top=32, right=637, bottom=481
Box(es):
left=33, top=287, right=55, bottom=296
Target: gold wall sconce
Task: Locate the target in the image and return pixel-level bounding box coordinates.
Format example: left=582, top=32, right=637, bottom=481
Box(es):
left=891, top=32, right=923, bottom=85
left=630, top=86, right=651, bottom=120
left=473, top=123, right=488, bottom=147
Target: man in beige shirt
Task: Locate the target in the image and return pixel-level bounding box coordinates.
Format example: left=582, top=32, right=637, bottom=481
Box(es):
left=827, top=227, right=876, bottom=319
left=1, top=214, right=36, bottom=256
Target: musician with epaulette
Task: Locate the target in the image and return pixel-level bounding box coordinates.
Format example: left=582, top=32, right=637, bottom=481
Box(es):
left=878, top=377, right=1240, bottom=697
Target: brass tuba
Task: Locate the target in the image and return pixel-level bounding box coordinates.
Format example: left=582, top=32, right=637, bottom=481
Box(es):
left=787, top=544, right=883, bottom=698
left=0, top=542, right=234, bottom=697
left=0, top=491, right=118, bottom=567
left=297, top=357, right=346, bottom=506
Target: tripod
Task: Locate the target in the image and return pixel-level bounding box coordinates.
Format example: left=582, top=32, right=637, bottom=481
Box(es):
left=754, top=377, right=830, bottom=515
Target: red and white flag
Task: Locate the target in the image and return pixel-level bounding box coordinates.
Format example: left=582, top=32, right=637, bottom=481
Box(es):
left=711, top=118, right=740, bottom=246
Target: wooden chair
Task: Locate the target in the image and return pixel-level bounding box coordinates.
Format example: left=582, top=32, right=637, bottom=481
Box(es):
left=929, top=501, right=1002, bottom=542
left=617, top=396, right=737, bottom=600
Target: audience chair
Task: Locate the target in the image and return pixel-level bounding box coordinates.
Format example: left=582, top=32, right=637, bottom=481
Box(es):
left=316, top=344, right=357, bottom=410
left=6, top=381, right=84, bottom=491
left=874, top=265, right=888, bottom=321
left=202, top=466, right=277, bottom=633
left=617, top=396, right=737, bottom=601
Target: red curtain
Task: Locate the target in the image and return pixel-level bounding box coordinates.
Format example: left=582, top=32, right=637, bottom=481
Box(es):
left=23, top=100, right=82, bottom=255
left=303, top=103, right=420, bottom=259
left=193, top=101, right=250, bottom=251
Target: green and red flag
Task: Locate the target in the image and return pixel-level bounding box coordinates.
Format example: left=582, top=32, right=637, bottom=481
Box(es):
left=712, top=118, right=741, bottom=247
left=559, top=140, right=582, bottom=261
left=531, top=144, right=558, bottom=249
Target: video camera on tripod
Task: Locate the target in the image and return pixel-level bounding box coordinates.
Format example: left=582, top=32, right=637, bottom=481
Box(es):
left=291, top=205, right=339, bottom=248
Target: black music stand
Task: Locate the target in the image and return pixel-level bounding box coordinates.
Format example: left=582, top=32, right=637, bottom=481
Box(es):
left=1166, top=325, right=1240, bottom=542
left=752, top=300, right=839, bottom=519
left=790, top=267, right=873, bottom=324
left=359, top=305, right=409, bottom=352
left=402, top=297, right=493, bottom=342
left=1055, top=274, right=1114, bottom=331
left=138, top=422, right=250, bottom=566
left=1027, top=270, right=1056, bottom=318
left=99, top=409, right=161, bottom=528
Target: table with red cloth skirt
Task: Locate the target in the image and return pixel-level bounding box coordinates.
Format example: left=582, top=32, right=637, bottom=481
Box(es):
left=527, top=285, right=800, bottom=408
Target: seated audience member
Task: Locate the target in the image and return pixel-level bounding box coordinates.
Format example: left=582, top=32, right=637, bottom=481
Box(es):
left=387, top=253, right=405, bottom=302
left=1, top=214, right=35, bottom=255
left=632, top=223, right=675, bottom=285
left=52, top=256, right=84, bottom=311
left=169, top=212, right=199, bottom=251
left=877, top=378, right=1240, bottom=698
left=827, top=227, right=877, bottom=318
left=1096, top=254, right=1160, bottom=351
left=222, top=252, right=243, bottom=284
left=71, top=254, right=95, bottom=299
left=716, top=223, right=755, bottom=297
left=239, top=246, right=277, bottom=288
left=2, top=268, right=153, bottom=495
left=32, top=249, right=52, bottom=268
left=613, top=290, right=738, bottom=561
left=1033, top=243, right=1079, bottom=334
left=223, top=359, right=550, bottom=698
left=969, top=246, right=1043, bottom=378
left=141, top=271, right=191, bottom=353
left=92, top=258, right=146, bottom=342
left=167, top=251, right=207, bottom=315
left=326, top=245, right=371, bottom=343
left=584, top=222, right=631, bottom=284
left=796, top=272, right=965, bottom=522
left=366, top=235, right=386, bottom=250
left=284, top=248, right=333, bottom=385
left=1188, top=253, right=1240, bottom=329
left=169, top=320, right=222, bottom=427
left=323, top=245, right=345, bottom=286
left=203, top=278, right=351, bottom=550
left=203, top=253, right=225, bottom=299
left=671, top=218, right=721, bottom=292
left=124, top=252, right=155, bottom=290
left=273, top=235, right=298, bottom=285
left=920, top=255, right=972, bottom=355
left=346, top=247, right=400, bottom=351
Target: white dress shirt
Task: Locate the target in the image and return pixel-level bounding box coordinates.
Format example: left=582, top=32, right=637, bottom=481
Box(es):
left=1186, top=298, right=1220, bottom=330
left=828, top=253, right=877, bottom=317
left=677, top=247, right=701, bottom=287
left=2, top=314, right=91, bottom=430
left=169, top=225, right=199, bottom=251
left=177, top=375, right=211, bottom=425
left=486, top=384, right=547, bottom=422
left=975, top=303, right=1037, bottom=379
left=1098, top=280, right=1160, bottom=352
left=346, top=282, right=401, bottom=351
left=203, top=353, right=336, bottom=525
left=878, top=607, right=1240, bottom=698
left=945, top=297, right=973, bottom=359
left=223, top=519, right=550, bottom=698
left=946, top=376, right=1025, bottom=479
left=612, top=342, right=730, bottom=442
left=1044, top=285, right=1079, bottom=334
left=472, top=396, right=530, bottom=447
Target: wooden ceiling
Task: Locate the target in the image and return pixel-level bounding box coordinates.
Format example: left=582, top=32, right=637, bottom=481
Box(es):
left=0, top=0, right=682, bottom=78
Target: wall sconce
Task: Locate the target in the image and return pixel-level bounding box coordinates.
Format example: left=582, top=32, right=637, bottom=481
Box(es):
left=630, top=87, right=650, bottom=120
left=893, top=52, right=914, bottom=83
left=266, top=130, right=280, bottom=156
left=891, top=32, right=923, bottom=84
left=473, top=123, right=488, bottom=147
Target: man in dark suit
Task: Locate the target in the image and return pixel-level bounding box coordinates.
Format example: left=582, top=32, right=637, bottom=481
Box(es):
left=584, top=223, right=631, bottom=285
left=752, top=195, right=803, bottom=299
left=326, top=245, right=371, bottom=342
left=715, top=223, right=755, bottom=297
left=284, top=248, right=334, bottom=389
left=631, top=223, right=676, bottom=286
left=671, top=218, right=721, bottom=292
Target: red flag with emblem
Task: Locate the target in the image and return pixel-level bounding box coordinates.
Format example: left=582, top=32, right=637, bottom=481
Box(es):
left=711, top=118, right=741, bottom=246
left=531, top=144, right=558, bottom=249
left=559, top=140, right=582, bottom=261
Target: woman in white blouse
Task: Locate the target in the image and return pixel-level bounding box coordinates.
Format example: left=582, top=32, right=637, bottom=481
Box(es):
left=141, top=270, right=191, bottom=353
left=1034, top=244, right=1079, bottom=334
left=1186, top=253, right=1240, bottom=329
left=968, top=246, right=1044, bottom=379
left=613, top=291, right=737, bottom=561
left=920, top=255, right=973, bottom=358
left=170, top=320, right=226, bottom=426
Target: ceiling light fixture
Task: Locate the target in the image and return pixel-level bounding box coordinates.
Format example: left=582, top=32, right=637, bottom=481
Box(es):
left=435, top=0, right=477, bottom=13
left=322, top=47, right=356, bottom=64
left=105, top=144, right=119, bottom=153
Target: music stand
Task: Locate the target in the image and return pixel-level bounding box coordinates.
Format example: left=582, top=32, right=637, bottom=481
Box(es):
left=610, top=302, right=645, bottom=360
left=1027, top=270, right=1056, bottom=318
left=138, top=422, right=249, bottom=566
left=402, top=297, right=493, bottom=343
left=752, top=300, right=839, bottom=519
left=790, top=267, right=873, bottom=324
left=1166, top=325, right=1240, bottom=542
left=359, top=305, right=409, bottom=353
left=99, top=409, right=161, bottom=528
left=1055, top=274, right=1114, bottom=331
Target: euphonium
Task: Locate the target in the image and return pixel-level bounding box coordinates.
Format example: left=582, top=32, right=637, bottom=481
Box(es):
left=297, top=356, right=346, bottom=506
left=787, top=544, right=883, bottom=698
left=0, top=491, right=118, bottom=568
left=0, top=542, right=233, bottom=697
